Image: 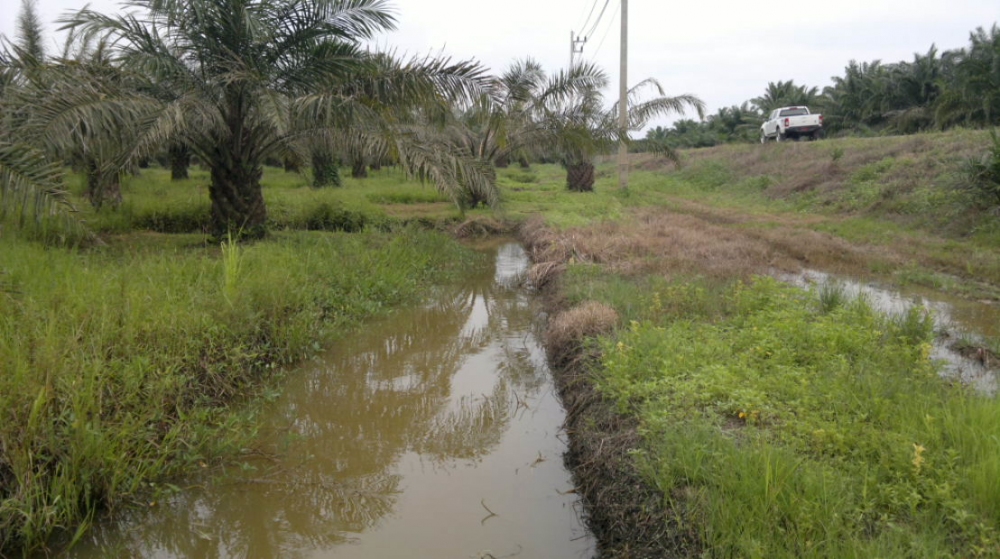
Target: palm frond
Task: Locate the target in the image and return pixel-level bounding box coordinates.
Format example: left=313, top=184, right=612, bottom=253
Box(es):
left=0, top=141, right=71, bottom=222
left=625, top=94, right=706, bottom=131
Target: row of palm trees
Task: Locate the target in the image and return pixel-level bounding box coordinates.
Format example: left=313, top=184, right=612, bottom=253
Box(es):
left=646, top=24, right=1000, bottom=148
left=0, top=0, right=704, bottom=239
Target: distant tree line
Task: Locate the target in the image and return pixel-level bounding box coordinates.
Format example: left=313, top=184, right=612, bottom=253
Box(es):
left=639, top=23, right=1000, bottom=149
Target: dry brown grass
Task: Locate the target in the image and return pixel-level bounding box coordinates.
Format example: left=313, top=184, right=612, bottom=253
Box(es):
left=527, top=260, right=565, bottom=289
left=525, top=205, right=895, bottom=283
left=545, top=301, right=619, bottom=366
left=525, top=221, right=700, bottom=558
left=521, top=215, right=580, bottom=263
left=557, top=134, right=995, bottom=283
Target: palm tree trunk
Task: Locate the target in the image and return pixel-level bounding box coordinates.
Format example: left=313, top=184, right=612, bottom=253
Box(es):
left=283, top=156, right=301, bottom=173
left=169, top=143, right=191, bottom=180
left=85, top=159, right=123, bottom=209
left=311, top=152, right=341, bottom=187
left=351, top=157, right=368, bottom=179
left=566, top=161, right=595, bottom=192
left=208, top=153, right=267, bottom=238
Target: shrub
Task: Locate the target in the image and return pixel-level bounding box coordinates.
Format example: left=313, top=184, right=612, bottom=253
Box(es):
left=961, top=129, right=1000, bottom=208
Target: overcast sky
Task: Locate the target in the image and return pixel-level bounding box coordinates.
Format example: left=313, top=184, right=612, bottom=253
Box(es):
left=1, top=0, right=997, bottom=130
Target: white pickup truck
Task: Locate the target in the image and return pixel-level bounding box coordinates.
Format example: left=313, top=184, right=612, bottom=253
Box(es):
left=760, top=106, right=824, bottom=142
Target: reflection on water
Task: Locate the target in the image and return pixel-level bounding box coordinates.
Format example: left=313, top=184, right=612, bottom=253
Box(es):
left=781, top=269, right=999, bottom=395
left=65, top=242, right=594, bottom=559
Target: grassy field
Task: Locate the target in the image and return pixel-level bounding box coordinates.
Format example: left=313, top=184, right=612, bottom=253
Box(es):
left=0, top=170, right=480, bottom=554
left=3, top=127, right=1000, bottom=557
left=62, top=165, right=461, bottom=236
left=521, top=129, right=1000, bottom=558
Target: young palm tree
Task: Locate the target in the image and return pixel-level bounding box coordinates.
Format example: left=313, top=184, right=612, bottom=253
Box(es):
left=450, top=58, right=548, bottom=169
left=538, top=64, right=704, bottom=192
left=57, top=0, right=491, bottom=237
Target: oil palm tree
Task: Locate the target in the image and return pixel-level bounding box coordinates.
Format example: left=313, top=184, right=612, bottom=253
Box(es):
left=751, top=80, right=820, bottom=114
left=821, top=61, right=892, bottom=133
left=56, top=0, right=491, bottom=237
left=935, top=25, right=1000, bottom=128
left=450, top=58, right=548, bottom=170
left=449, top=58, right=612, bottom=172
left=538, top=64, right=704, bottom=191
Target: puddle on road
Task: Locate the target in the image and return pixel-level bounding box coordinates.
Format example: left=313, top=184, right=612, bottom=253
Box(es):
left=65, top=242, right=595, bottom=559
left=781, top=269, right=999, bottom=395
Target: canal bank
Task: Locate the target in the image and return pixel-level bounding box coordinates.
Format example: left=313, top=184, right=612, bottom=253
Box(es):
left=519, top=212, right=1000, bottom=559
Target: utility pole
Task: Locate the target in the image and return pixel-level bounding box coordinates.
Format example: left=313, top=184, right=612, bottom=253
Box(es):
left=618, top=0, right=629, bottom=191
left=570, top=31, right=586, bottom=69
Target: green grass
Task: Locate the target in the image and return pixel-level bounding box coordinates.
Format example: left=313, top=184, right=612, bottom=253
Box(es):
left=69, top=166, right=460, bottom=235
left=666, top=129, right=991, bottom=234
left=0, top=228, right=478, bottom=554
left=5, top=127, right=1000, bottom=557
left=513, top=131, right=1000, bottom=557
left=580, top=274, right=1000, bottom=558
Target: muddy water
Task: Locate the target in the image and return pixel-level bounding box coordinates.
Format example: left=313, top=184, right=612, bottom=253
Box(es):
left=65, top=242, right=594, bottom=559
left=781, top=269, right=999, bottom=394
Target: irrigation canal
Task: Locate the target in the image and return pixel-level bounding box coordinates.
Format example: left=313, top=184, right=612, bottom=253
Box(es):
left=63, top=241, right=595, bottom=559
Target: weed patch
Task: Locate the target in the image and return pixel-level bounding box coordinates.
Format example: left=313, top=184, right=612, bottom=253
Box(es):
left=595, top=277, right=1000, bottom=558
left=0, top=229, right=476, bottom=555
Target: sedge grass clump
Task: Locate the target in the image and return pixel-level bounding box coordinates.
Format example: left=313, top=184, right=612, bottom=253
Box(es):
left=597, top=276, right=1000, bottom=558
left=817, top=280, right=848, bottom=313
left=0, top=228, right=476, bottom=555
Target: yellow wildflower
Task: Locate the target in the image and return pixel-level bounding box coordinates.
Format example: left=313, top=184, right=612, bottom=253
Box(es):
left=912, top=443, right=926, bottom=475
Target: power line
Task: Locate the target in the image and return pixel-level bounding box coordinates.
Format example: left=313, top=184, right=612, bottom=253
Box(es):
left=590, top=0, right=619, bottom=59
left=584, top=0, right=612, bottom=41
left=576, top=0, right=600, bottom=38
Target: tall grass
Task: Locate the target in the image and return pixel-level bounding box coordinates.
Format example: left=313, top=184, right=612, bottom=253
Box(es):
left=593, top=276, right=1000, bottom=558
left=0, top=228, right=476, bottom=554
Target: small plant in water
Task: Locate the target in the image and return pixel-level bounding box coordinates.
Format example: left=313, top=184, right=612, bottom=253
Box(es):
left=818, top=281, right=847, bottom=313
left=892, top=303, right=935, bottom=345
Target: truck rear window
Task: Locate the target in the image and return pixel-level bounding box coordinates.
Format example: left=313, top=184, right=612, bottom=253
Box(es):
left=779, top=108, right=808, bottom=116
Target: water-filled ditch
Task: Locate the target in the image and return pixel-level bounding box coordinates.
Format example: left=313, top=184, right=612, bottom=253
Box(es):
left=780, top=269, right=999, bottom=395
left=64, top=241, right=595, bottom=558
